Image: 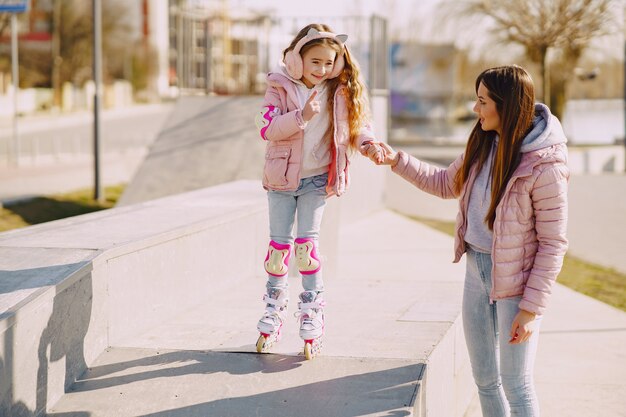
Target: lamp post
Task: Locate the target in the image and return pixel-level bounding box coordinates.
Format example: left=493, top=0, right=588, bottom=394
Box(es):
left=0, top=1, right=30, bottom=166
left=10, top=13, right=18, bottom=167
left=93, top=0, right=103, bottom=201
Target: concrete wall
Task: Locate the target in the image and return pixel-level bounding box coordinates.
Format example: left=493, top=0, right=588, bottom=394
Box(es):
left=0, top=182, right=268, bottom=415
left=0, top=161, right=387, bottom=415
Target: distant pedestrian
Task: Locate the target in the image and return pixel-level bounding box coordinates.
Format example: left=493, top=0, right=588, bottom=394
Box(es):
left=254, top=23, right=376, bottom=359
left=364, top=65, right=569, bottom=416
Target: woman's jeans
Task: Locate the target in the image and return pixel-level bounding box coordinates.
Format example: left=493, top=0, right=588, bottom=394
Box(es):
left=463, top=247, right=542, bottom=417
left=266, top=173, right=328, bottom=293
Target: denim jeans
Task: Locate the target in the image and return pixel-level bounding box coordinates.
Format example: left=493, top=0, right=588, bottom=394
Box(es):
left=463, top=247, right=542, bottom=417
left=266, top=172, right=328, bottom=293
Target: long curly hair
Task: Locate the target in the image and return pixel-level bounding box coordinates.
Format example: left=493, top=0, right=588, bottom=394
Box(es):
left=454, top=65, right=535, bottom=230
left=283, top=23, right=370, bottom=152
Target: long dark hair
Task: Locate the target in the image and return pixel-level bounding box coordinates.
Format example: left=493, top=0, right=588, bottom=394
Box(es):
left=454, top=65, right=535, bottom=229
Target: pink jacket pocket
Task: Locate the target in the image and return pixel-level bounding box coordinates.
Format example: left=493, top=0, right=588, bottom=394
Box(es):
left=264, top=146, right=291, bottom=187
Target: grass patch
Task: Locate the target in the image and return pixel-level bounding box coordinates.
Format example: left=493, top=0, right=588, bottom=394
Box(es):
left=408, top=215, right=626, bottom=312
left=0, top=184, right=125, bottom=232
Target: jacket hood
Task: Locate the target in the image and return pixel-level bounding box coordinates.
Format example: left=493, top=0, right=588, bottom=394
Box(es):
left=520, top=103, right=567, bottom=153
left=269, top=61, right=308, bottom=86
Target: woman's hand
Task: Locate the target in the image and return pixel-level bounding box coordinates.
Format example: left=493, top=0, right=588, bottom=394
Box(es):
left=509, top=309, right=537, bottom=344
left=363, top=141, right=398, bottom=165
left=302, top=90, right=320, bottom=122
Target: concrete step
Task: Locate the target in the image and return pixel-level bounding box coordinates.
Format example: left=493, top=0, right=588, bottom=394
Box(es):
left=46, top=210, right=470, bottom=416
left=49, top=347, right=424, bottom=417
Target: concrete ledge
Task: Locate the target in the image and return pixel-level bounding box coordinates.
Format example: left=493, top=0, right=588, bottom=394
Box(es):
left=0, top=181, right=268, bottom=416
left=0, top=177, right=472, bottom=416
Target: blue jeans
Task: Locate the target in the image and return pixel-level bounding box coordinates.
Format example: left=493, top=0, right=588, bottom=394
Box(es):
left=463, top=247, right=542, bottom=417
left=266, top=173, right=328, bottom=293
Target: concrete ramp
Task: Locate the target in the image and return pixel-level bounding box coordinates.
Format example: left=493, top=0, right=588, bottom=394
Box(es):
left=40, top=207, right=469, bottom=416
left=2, top=178, right=473, bottom=416
left=119, top=96, right=265, bottom=205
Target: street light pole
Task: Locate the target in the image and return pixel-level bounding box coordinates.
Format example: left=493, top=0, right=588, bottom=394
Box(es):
left=11, top=14, right=19, bottom=167
left=93, top=0, right=103, bottom=201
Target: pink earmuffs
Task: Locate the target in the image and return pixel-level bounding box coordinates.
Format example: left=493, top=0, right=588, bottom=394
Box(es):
left=284, top=28, right=348, bottom=80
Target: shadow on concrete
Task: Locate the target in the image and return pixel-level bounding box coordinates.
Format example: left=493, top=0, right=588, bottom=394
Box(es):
left=66, top=349, right=422, bottom=417
left=70, top=350, right=305, bottom=393
left=0, top=270, right=93, bottom=416
left=0, top=262, right=90, bottom=297
left=137, top=360, right=422, bottom=417
left=37, top=274, right=93, bottom=416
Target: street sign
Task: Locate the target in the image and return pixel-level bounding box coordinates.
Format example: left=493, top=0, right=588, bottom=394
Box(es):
left=0, top=0, right=30, bottom=13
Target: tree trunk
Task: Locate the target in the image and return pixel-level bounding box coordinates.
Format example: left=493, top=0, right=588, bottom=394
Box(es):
left=550, top=77, right=567, bottom=121
left=540, top=46, right=550, bottom=109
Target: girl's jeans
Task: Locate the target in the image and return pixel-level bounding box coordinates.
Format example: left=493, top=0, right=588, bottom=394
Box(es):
left=463, top=247, right=542, bottom=417
left=266, top=173, right=328, bottom=293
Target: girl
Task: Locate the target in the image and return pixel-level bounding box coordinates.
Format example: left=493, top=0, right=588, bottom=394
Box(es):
left=365, top=65, right=568, bottom=415
left=254, top=23, right=375, bottom=359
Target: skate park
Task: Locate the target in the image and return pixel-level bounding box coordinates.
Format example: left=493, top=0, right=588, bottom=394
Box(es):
left=1, top=94, right=626, bottom=416
left=1, top=5, right=626, bottom=416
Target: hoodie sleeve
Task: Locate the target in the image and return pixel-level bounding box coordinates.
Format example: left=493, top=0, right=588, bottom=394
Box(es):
left=255, top=85, right=306, bottom=141
left=391, top=151, right=463, bottom=199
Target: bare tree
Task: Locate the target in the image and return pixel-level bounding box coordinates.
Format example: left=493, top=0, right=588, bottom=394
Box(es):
left=442, top=0, right=619, bottom=119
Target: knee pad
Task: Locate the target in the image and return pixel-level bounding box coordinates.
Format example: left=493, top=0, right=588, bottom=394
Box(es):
left=294, top=238, right=321, bottom=275
left=264, top=240, right=291, bottom=277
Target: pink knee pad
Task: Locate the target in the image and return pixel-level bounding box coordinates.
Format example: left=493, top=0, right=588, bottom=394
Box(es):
left=264, top=240, right=291, bottom=277
left=294, top=238, right=321, bottom=275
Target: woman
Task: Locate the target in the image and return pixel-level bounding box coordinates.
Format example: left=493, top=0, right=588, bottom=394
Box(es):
left=365, top=65, right=568, bottom=416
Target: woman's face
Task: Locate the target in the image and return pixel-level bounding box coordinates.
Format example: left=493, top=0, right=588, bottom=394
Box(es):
left=473, top=82, right=501, bottom=135
left=301, top=45, right=337, bottom=88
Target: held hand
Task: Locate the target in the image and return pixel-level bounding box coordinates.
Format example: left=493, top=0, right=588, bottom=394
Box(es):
left=302, top=90, right=320, bottom=122
left=363, top=141, right=398, bottom=165
left=509, top=309, right=537, bottom=344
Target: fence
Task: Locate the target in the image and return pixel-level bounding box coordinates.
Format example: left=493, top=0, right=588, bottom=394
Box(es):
left=168, top=11, right=389, bottom=96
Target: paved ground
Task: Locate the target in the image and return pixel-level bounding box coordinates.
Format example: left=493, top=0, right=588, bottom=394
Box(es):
left=0, top=103, right=174, bottom=202
left=1, top=101, right=626, bottom=416
left=30, top=209, right=626, bottom=417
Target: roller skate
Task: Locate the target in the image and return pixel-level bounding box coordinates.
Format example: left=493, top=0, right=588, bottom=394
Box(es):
left=295, top=291, right=325, bottom=360
left=256, top=288, right=288, bottom=353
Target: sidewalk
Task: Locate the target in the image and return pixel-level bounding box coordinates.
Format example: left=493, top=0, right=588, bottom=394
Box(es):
left=0, top=103, right=174, bottom=202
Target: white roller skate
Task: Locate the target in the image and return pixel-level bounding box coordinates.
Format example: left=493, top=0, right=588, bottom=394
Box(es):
left=295, top=290, right=325, bottom=360
left=256, top=288, right=288, bottom=353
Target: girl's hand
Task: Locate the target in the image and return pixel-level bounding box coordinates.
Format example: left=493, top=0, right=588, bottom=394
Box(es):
left=364, top=141, right=398, bottom=165
left=509, top=309, right=537, bottom=344
left=302, top=90, right=320, bottom=121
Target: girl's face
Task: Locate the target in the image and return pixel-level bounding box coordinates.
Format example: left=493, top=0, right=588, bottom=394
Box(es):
left=473, top=82, right=501, bottom=135
left=300, top=45, right=337, bottom=88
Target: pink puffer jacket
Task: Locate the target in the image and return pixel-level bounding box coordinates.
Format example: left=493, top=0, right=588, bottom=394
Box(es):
left=392, top=141, right=569, bottom=315
left=256, top=71, right=374, bottom=197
